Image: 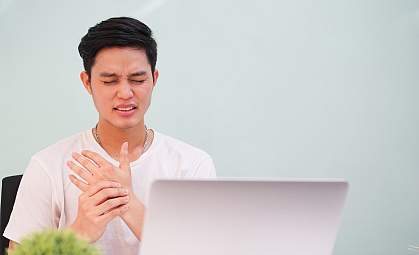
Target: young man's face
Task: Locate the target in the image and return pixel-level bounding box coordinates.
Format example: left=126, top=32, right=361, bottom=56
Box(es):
left=81, top=47, right=158, bottom=130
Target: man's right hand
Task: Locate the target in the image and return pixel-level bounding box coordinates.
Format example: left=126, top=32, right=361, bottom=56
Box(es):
left=69, top=180, right=130, bottom=243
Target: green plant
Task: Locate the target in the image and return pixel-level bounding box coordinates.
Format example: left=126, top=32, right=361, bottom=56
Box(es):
left=9, top=230, right=100, bottom=255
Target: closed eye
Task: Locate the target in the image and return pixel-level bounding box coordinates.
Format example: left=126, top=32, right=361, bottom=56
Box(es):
left=103, top=80, right=117, bottom=85
left=131, top=80, right=145, bottom=84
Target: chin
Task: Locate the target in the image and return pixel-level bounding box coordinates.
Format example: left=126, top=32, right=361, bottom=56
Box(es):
left=100, top=110, right=145, bottom=130
left=107, top=118, right=144, bottom=130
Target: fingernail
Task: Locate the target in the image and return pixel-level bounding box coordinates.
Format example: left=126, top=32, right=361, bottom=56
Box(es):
left=122, top=189, right=129, bottom=195
left=113, top=182, right=122, bottom=187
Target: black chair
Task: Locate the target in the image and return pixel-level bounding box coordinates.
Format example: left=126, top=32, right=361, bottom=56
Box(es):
left=0, top=175, right=22, bottom=255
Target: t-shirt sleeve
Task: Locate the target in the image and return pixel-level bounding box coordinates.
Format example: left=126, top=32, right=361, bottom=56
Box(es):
left=183, top=156, right=217, bottom=178
left=3, top=157, right=56, bottom=243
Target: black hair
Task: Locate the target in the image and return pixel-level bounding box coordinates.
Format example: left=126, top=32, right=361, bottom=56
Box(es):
left=78, top=17, right=157, bottom=80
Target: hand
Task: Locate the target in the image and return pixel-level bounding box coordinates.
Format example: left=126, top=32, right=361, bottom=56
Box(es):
left=67, top=142, right=134, bottom=193
left=68, top=142, right=146, bottom=240
left=69, top=180, right=130, bottom=243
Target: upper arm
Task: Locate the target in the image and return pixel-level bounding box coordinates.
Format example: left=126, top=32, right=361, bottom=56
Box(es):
left=3, top=157, right=56, bottom=242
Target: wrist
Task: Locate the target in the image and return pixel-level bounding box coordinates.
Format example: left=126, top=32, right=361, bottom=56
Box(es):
left=68, top=221, right=93, bottom=243
left=126, top=188, right=139, bottom=206
left=124, top=193, right=143, bottom=216
left=121, top=194, right=146, bottom=240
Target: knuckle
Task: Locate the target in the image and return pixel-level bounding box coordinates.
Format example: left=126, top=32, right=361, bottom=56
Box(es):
left=105, top=188, right=116, bottom=197
left=112, top=188, right=121, bottom=197
left=105, top=180, right=116, bottom=187
left=106, top=199, right=115, bottom=207
left=120, top=196, right=128, bottom=203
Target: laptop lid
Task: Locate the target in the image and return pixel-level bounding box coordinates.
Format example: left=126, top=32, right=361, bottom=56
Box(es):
left=140, top=179, right=348, bottom=255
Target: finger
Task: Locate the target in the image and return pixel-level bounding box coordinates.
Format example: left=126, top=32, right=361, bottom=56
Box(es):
left=94, top=196, right=130, bottom=216
left=69, top=174, right=88, bottom=192
left=85, top=180, right=122, bottom=197
left=67, top=160, right=95, bottom=184
left=72, top=152, right=99, bottom=174
left=89, top=187, right=129, bottom=206
left=81, top=150, right=110, bottom=168
left=98, top=204, right=129, bottom=225
left=119, top=142, right=129, bottom=170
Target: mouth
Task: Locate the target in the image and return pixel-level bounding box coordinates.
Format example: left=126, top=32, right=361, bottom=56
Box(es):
left=113, top=104, right=138, bottom=117
left=113, top=106, right=137, bottom=112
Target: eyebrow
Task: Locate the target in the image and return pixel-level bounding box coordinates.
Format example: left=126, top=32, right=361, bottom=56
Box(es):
left=128, top=71, right=147, bottom=77
left=99, top=72, right=118, bottom=78
left=99, top=71, right=147, bottom=78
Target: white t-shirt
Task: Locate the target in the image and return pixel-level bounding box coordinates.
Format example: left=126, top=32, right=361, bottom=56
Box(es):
left=4, top=129, right=216, bottom=255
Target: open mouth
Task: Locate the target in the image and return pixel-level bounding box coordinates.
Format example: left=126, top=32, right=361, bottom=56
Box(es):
left=113, top=106, right=137, bottom=112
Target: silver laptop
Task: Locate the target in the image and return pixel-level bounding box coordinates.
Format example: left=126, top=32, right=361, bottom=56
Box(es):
left=140, top=179, right=348, bottom=255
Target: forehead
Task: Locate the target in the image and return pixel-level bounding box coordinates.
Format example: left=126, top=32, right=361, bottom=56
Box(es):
left=92, top=47, right=150, bottom=74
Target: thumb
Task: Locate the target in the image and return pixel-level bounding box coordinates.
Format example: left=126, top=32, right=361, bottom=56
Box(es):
left=119, top=142, right=129, bottom=169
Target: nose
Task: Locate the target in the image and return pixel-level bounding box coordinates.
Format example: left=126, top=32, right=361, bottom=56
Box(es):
left=116, top=80, right=134, bottom=99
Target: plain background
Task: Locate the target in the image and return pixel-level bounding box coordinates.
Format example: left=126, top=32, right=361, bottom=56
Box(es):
left=0, top=0, right=418, bottom=254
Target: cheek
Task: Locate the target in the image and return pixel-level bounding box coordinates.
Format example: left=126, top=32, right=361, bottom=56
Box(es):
left=92, top=89, right=113, bottom=111
left=137, top=87, right=153, bottom=106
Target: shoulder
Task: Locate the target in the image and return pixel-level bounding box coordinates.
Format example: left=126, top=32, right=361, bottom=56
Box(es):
left=151, top=131, right=216, bottom=177
left=154, top=132, right=212, bottom=161
left=31, top=130, right=89, bottom=172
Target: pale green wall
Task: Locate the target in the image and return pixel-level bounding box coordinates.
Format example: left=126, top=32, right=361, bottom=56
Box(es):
left=1, top=0, right=418, bottom=254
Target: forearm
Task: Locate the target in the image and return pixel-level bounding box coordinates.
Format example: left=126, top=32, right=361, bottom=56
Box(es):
left=121, top=196, right=146, bottom=240
left=8, top=240, right=18, bottom=252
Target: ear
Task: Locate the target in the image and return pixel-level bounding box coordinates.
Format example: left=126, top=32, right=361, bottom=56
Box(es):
left=80, top=71, right=92, bottom=95
left=152, top=69, right=159, bottom=87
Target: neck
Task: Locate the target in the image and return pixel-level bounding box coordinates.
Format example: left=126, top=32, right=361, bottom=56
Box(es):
left=95, top=119, right=146, bottom=161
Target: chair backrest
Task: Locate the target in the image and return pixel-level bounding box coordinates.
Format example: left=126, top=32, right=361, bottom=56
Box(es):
left=0, top=175, right=22, bottom=255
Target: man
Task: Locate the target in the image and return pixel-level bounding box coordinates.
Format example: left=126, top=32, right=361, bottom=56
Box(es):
left=4, top=17, right=216, bottom=255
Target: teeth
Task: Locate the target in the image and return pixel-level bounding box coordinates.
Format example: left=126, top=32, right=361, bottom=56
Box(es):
left=116, top=107, right=135, bottom=111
